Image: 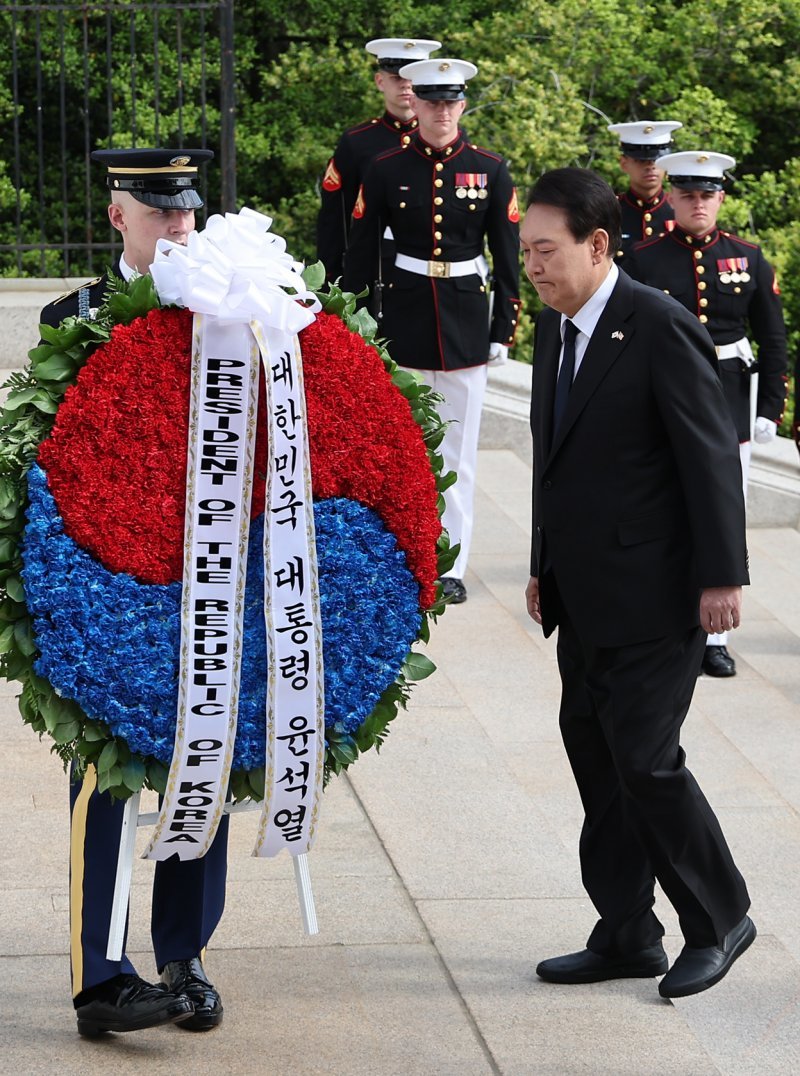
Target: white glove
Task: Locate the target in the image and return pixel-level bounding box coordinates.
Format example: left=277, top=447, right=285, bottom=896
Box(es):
left=488, top=342, right=509, bottom=367
left=753, top=416, right=777, bottom=443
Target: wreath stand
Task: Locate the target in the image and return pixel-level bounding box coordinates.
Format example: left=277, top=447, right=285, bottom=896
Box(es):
left=106, top=792, right=319, bottom=960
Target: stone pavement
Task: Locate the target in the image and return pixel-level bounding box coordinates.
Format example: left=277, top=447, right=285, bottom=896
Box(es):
left=2, top=445, right=799, bottom=1075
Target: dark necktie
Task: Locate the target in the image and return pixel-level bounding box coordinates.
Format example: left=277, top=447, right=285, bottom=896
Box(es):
left=553, top=318, right=579, bottom=438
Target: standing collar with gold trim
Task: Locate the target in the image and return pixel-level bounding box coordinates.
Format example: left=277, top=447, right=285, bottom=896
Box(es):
left=412, top=131, right=465, bottom=161
left=382, top=111, right=419, bottom=134
left=669, top=226, right=720, bottom=249
left=621, top=187, right=667, bottom=210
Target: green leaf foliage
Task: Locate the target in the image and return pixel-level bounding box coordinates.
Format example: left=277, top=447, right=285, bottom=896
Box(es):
left=4, top=0, right=798, bottom=423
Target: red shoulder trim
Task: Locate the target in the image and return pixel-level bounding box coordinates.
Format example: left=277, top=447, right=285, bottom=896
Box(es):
left=632, top=234, right=668, bottom=252
left=719, top=230, right=761, bottom=250
left=469, top=145, right=503, bottom=163
left=346, top=118, right=383, bottom=138
left=373, top=145, right=408, bottom=165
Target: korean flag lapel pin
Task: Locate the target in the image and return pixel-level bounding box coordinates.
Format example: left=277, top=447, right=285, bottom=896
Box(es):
left=611, top=329, right=625, bottom=341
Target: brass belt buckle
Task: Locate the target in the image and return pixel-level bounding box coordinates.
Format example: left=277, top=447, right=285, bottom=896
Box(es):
left=427, top=259, right=450, bottom=278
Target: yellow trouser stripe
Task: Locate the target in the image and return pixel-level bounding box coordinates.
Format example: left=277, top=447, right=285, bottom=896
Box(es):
left=69, top=765, right=97, bottom=996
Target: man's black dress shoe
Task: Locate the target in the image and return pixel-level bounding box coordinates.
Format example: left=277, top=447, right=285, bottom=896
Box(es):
left=75, top=973, right=194, bottom=1037
left=440, top=577, right=467, bottom=604
left=701, top=645, right=736, bottom=677
left=161, top=956, right=223, bottom=1030
left=536, top=944, right=669, bottom=983
left=658, top=915, right=756, bottom=998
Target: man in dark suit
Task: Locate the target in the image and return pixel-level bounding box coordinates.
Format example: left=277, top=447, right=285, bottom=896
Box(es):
left=41, top=148, right=227, bottom=1037
left=522, top=167, right=755, bottom=999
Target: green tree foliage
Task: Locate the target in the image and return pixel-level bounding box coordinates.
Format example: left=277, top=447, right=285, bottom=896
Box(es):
left=2, top=0, right=798, bottom=426
left=0, top=2, right=221, bottom=276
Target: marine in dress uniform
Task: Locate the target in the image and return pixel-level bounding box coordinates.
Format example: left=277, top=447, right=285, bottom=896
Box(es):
left=316, top=37, right=440, bottom=284
left=627, top=150, right=789, bottom=678
left=41, top=148, right=227, bottom=1038
left=607, top=120, right=682, bottom=267
left=342, top=58, right=521, bottom=603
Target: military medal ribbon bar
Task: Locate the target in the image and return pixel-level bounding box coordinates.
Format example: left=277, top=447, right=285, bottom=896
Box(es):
left=455, top=172, right=489, bottom=200
left=717, top=256, right=750, bottom=284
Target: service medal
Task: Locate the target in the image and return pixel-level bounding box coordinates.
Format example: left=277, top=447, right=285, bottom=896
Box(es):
left=719, top=272, right=732, bottom=284
left=467, top=188, right=478, bottom=199
left=456, top=188, right=467, bottom=199
left=730, top=272, right=741, bottom=283
left=477, top=188, right=488, bottom=199
left=740, top=271, right=750, bottom=282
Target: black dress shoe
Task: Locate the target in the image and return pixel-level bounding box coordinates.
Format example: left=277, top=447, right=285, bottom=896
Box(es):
left=75, top=973, right=194, bottom=1037
left=440, top=577, right=467, bottom=604
left=701, top=645, right=736, bottom=677
left=161, top=956, right=223, bottom=1030
left=658, top=915, right=756, bottom=998
left=536, top=944, right=669, bottom=984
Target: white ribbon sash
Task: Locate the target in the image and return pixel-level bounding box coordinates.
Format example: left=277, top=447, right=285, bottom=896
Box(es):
left=145, top=209, right=324, bottom=862
left=144, top=315, right=258, bottom=860
left=252, top=326, right=324, bottom=856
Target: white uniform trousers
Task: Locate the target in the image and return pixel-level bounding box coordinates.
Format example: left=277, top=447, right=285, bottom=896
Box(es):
left=402, top=364, right=488, bottom=580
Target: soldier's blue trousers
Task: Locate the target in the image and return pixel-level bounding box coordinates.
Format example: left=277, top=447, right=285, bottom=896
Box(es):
left=68, top=763, right=229, bottom=996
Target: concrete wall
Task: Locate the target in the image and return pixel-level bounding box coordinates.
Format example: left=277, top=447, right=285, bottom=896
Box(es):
left=2, top=279, right=798, bottom=527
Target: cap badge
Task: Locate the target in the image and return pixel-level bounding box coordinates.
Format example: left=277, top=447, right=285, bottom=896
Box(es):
left=169, top=155, right=191, bottom=167
left=697, top=154, right=709, bottom=163
left=644, top=125, right=654, bottom=134
left=404, top=41, right=415, bottom=49
left=439, top=62, right=450, bottom=71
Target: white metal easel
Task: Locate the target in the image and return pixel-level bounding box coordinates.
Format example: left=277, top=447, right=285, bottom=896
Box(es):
left=106, top=793, right=318, bottom=960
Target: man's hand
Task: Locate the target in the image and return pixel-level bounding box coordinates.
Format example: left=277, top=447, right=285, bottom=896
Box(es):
left=753, top=416, right=777, bottom=444
left=699, top=586, right=742, bottom=634
left=488, top=342, right=509, bottom=366
left=526, top=575, right=542, bottom=624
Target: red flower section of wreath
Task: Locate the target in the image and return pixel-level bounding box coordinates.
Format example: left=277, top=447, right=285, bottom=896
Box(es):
left=39, top=307, right=268, bottom=585
left=38, top=307, right=441, bottom=606
left=301, top=313, right=441, bottom=608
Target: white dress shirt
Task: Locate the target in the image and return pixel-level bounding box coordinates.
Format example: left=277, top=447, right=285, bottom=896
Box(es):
left=558, top=262, right=620, bottom=379
left=118, top=255, right=137, bottom=282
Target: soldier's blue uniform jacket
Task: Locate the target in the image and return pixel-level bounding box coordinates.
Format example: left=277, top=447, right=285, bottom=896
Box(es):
left=627, top=225, right=788, bottom=441
left=342, top=131, right=521, bottom=371
left=615, top=188, right=674, bottom=267
left=39, top=272, right=112, bottom=330
left=316, top=111, right=419, bottom=281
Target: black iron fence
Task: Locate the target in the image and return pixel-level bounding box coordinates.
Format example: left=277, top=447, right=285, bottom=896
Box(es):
left=0, top=0, right=236, bottom=276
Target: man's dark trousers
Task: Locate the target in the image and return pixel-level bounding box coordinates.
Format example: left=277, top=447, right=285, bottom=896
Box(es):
left=552, top=579, right=750, bottom=954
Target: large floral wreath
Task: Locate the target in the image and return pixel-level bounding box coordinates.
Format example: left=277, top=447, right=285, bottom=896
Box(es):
left=0, top=264, right=456, bottom=801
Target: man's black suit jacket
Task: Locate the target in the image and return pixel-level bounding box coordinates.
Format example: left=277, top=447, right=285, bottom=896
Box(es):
left=530, top=268, right=749, bottom=648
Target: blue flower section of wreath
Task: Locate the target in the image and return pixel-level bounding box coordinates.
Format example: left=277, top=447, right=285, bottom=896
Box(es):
left=22, top=464, right=421, bottom=769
